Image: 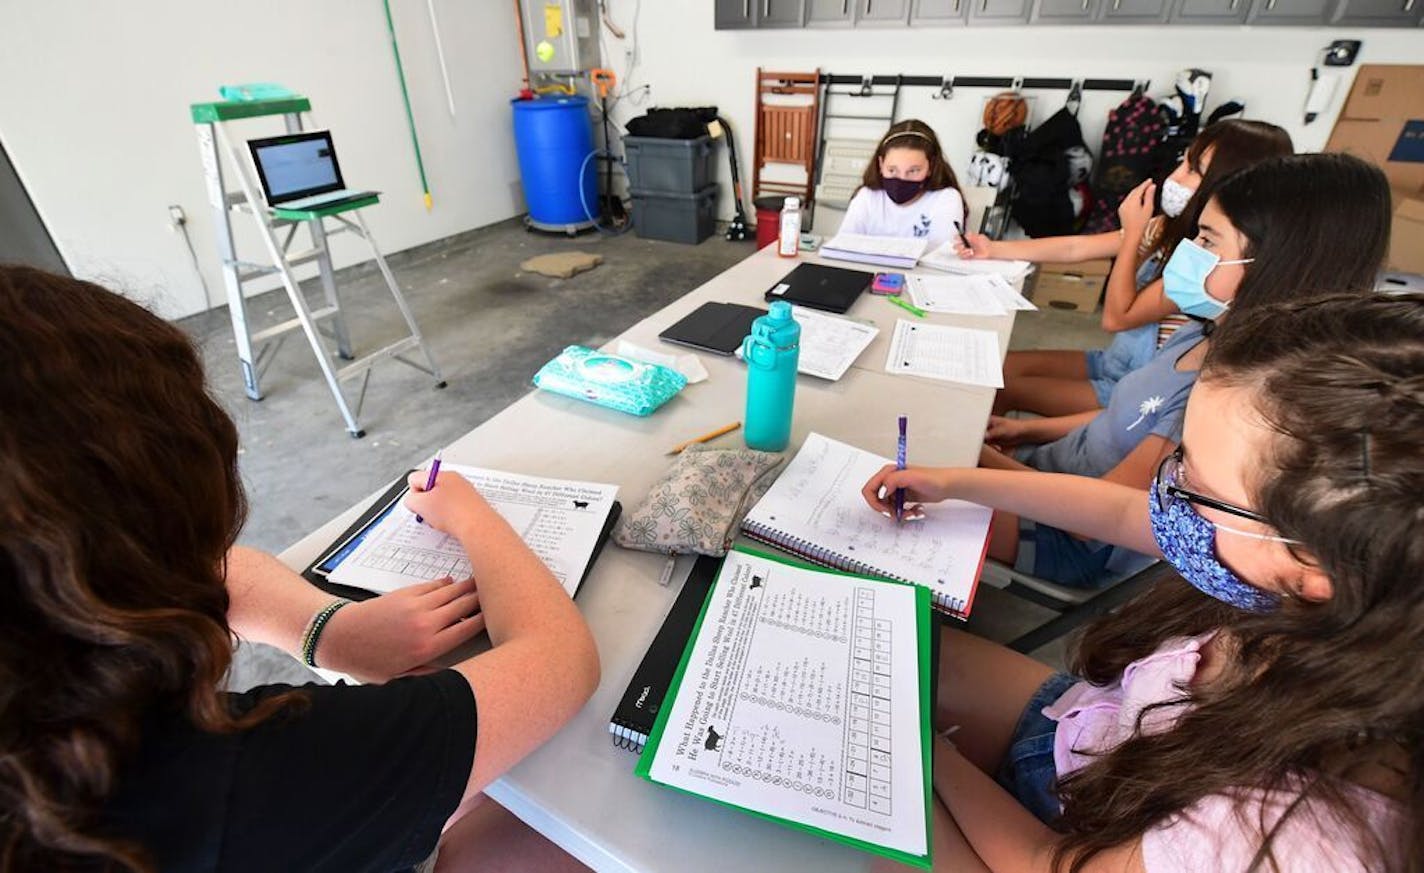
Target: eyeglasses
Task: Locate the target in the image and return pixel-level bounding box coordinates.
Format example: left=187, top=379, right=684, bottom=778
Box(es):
left=1155, top=449, right=1299, bottom=544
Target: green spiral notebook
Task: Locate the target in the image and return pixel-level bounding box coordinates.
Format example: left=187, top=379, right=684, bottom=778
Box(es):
left=634, top=546, right=933, bottom=869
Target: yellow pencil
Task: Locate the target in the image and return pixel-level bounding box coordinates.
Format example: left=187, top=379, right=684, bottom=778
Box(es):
left=668, top=421, right=742, bottom=455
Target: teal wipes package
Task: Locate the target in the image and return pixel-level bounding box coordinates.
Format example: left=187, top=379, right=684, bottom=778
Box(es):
left=532, top=345, right=688, bottom=416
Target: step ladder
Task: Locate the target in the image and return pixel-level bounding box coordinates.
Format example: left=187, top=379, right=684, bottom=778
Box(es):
left=190, top=95, right=444, bottom=438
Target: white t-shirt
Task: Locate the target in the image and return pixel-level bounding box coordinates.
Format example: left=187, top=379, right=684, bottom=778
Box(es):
left=838, top=186, right=966, bottom=251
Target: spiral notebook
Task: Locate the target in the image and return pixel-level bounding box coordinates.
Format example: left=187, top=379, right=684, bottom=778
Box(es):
left=740, top=433, right=992, bottom=618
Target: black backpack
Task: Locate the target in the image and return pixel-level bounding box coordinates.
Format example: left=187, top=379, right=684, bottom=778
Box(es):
left=625, top=107, right=720, bottom=139
left=1009, top=107, right=1090, bottom=238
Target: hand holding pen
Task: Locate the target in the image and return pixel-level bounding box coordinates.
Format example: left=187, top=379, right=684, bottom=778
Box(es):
left=414, top=450, right=442, bottom=524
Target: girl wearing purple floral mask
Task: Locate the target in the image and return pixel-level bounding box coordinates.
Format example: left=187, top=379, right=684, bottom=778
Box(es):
left=839, top=119, right=966, bottom=251
left=861, top=293, right=1423, bottom=872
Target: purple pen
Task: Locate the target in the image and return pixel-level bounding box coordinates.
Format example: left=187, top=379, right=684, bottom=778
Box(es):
left=415, top=450, right=442, bottom=524
left=894, top=416, right=907, bottom=523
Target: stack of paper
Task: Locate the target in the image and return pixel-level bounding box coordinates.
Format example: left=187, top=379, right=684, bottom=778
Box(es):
left=919, top=241, right=1031, bottom=281
left=820, top=233, right=928, bottom=269
left=905, top=273, right=1036, bottom=315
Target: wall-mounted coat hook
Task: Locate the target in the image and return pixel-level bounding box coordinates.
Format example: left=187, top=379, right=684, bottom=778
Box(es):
left=933, top=78, right=954, bottom=101
left=1066, top=80, right=1083, bottom=115
left=856, top=77, right=874, bottom=97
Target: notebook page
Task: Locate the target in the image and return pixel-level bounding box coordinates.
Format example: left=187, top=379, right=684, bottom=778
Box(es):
left=791, top=305, right=880, bottom=381
left=743, top=433, right=992, bottom=604
left=919, top=241, right=1030, bottom=280
left=646, top=549, right=928, bottom=859
left=885, top=320, right=1005, bottom=388
left=327, top=464, right=617, bottom=594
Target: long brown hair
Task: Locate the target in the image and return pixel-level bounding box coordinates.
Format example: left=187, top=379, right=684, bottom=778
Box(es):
left=1054, top=293, right=1424, bottom=872
left=1151, top=119, right=1294, bottom=274
left=859, top=119, right=963, bottom=198
left=0, top=266, right=292, bottom=871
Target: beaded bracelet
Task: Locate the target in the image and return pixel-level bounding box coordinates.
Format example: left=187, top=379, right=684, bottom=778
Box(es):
left=300, top=598, right=353, bottom=668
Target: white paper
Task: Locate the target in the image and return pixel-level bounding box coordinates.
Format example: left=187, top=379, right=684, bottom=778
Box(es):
left=822, top=233, right=929, bottom=261
left=646, top=549, right=928, bottom=859
left=327, top=464, right=618, bottom=594
left=905, top=274, right=1008, bottom=316
left=616, top=339, right=709, bottom=384
left=790, top=306, right=880, bottom=381
left=743, top=433, right=993, bottom=611
left=983, top=274, right=1038, bottom=312
left=884, top=319, right=1004, bottom=388
left=919, top=241, right=1030, bottom=280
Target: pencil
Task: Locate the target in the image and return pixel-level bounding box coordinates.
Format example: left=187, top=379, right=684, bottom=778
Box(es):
left=886, top=295, right=927, bottom=318
left=668, top=421, right=742, bottom=455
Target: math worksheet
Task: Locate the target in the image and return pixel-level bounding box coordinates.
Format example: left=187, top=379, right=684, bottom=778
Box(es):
left=884, top=319, right=1004, bottom=388
left=790, top=305, right=880, bottom=381
left=326, top=464, right=617, bottom=595
left=643, top=549, right=928, bottom=862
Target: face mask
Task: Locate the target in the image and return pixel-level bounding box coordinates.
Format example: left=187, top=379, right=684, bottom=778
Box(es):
left=881, top=177, right=925, bottom=205
left=1159, top=178, right=1195, bottom=218
left=1148, top=484, right=1280, bottom=613
left=1162, top=238, right=1252, bottom=320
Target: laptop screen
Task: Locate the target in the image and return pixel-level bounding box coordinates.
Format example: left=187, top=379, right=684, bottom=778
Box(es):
left=248, top=132, right=345, bottom=204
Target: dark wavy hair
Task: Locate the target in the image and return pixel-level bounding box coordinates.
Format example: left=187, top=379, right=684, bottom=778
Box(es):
left=1053, top=293, right=1424, bottom=873
left=0, top=266, right=294, bottom=871
left=1151, top=119, right=1294, bottom=273
left=859, top=119, right=963, bottom=198
left=1201, top=152, right=1390, bottom=320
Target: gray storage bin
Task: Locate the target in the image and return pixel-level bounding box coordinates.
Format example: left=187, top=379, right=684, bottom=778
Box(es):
left=631, top=184, right=718, bottom=244
left=623, top=135, right=716, bottom=192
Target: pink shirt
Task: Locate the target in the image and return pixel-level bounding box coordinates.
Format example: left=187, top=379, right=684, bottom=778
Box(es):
left=1043, top=634, right=1405, bottom=872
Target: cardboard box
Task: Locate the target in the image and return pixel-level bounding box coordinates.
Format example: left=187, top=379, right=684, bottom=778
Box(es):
left=1029, top=258, right=1111, bottom=312
left=1326, top=65, right=1424, bottom=194
left=1390, top=190, right=1424, bottom=275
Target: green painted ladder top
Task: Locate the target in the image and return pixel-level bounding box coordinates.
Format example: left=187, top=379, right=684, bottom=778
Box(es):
left=190, top=96, right=312, bottom=124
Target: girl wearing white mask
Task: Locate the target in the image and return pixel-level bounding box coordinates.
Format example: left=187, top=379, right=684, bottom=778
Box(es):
left=961, top=120, right=1292, bottom=418
left=974, top=153, right=1389, bottom=589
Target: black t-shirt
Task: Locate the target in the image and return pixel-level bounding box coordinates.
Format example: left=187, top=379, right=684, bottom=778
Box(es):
left=102, top=670, right=476, bottom=873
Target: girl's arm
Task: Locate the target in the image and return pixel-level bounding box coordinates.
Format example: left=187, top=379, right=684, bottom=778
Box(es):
left=1101, top=183, right=1180, bottom=332
left=958, top=230, right=1120, bottom=263
left=225, top=546, right=486, bottom=683
left=1101, top=434, right=1176, bottom=491
left=862, top=465, right=1158, bottom=556
left=934, top=738, right=1147, bottom=873
left=987, top=412, right=1099, bottom=448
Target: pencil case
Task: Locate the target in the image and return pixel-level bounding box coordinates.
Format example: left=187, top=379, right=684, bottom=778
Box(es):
left=532, top=345, right=688, bottom=417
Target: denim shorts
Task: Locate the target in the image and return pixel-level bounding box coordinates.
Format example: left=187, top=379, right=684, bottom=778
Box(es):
left=1083, top=323, right=1158, bottom=406
left=1020, top=521, right=1116, bottom=589
left=995, top=671, right=1079, bottom=826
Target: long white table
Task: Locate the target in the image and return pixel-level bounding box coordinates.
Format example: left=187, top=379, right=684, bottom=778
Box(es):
left=279, top=245, right=1017, bottom=873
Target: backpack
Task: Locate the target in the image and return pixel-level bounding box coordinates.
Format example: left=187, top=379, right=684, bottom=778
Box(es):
left=1009, top=107, right=1091, bottom=238
left=625, top=107, right=720, bottom=139
left=1082, top=93, right=1167, bottom=233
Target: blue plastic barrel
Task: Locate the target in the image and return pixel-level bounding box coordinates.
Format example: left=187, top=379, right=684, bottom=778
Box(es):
left=511, top=95, right=596, bottom=226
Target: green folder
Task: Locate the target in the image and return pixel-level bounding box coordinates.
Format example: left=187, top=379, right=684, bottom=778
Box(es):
left=635, top=545, right=933, bottom=869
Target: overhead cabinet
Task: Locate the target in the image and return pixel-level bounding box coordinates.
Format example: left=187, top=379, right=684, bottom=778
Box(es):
left=719, top=0, right=1424, bottom=25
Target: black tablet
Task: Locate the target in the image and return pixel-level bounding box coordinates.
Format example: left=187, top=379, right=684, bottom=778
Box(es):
left=658, top=301, right=766, bottom=356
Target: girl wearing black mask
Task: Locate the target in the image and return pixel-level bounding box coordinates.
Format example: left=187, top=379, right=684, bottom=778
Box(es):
left=840, top=119, right=966, bottom=251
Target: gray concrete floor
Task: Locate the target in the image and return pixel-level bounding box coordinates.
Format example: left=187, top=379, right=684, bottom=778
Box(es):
left=180, top=219, right=1110, bottom=682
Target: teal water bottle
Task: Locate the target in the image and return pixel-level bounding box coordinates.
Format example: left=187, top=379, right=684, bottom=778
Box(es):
left=743, top=301, right=800, bottom=451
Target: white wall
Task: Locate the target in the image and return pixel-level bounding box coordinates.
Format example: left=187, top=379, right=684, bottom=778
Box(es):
left=0, top=0, right=528, bottom=320
left=596, top=2, right=1424, bottom=223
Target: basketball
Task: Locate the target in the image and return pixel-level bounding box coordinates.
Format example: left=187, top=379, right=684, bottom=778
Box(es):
left=983, top=93, right=1028, bottom=136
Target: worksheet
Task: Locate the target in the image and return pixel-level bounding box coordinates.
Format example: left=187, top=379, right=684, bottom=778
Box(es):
left=884, top=319, right=1004, bottom=388
left=326, top=464, right=618, bottom=594
left=643, top=549, right=928, bottom=862
left=905, top=274, right=1009, bottom=316
left=918, top=241, right=1031, bottom=281
left=790, top=305, right=880, bottom=381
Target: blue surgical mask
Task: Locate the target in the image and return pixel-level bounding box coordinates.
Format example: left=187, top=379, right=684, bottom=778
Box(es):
left=1162, top=239, right=1252, bottom=320
left=1148, top=484, right=1281, bottom=613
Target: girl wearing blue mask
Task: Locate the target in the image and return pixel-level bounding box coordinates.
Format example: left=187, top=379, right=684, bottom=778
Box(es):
left=968, top=120, right=1292, bottom=418
left=976, top=153, right=1390, bottom=589
left=862, top=292, right=1423, bottom=872
left=839, top=119, right=966, bottom=250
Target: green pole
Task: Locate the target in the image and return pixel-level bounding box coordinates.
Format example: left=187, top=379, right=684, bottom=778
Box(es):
left=382, top=0, right=433, bottom=210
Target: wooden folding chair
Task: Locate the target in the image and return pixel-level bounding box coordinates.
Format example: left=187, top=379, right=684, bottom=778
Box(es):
left=752, top=67, right=822, bottom=223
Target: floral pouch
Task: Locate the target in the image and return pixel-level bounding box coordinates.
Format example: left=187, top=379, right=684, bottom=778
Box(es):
left=613, top=445, right=784, bottom=556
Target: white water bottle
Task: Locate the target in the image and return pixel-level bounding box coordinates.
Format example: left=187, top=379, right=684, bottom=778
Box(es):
left=778, top=196, right=801, bottom=258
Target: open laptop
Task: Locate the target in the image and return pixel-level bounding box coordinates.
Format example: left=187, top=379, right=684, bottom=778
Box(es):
left=246, top=130, right=377, bottom=211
